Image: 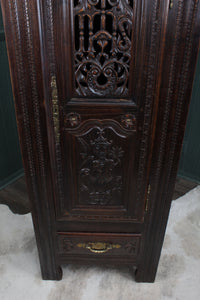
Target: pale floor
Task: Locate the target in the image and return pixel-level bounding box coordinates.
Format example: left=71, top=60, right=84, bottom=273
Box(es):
left=0, top=185, right=200, bottom=299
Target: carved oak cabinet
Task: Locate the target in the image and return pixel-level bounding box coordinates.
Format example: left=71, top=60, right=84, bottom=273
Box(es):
left=1, top=0, right=199, bottom=282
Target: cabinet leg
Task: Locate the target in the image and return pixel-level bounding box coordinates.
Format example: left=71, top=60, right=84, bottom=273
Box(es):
left=41, top=265, right=63, bottom=281
left=134, top=266, right=157, bottom=283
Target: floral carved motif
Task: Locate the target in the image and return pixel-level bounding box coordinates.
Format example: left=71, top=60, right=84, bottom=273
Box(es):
left=65, top=112, right=81, bottom=128
left=121, top=113, right=136, bottom=129
left=73, top=0, right=134, bottom=97
left=78, top=129, right=124, bottom=205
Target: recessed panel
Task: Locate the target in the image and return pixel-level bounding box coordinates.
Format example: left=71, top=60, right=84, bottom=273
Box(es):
left=57, top=106, right=144, bottom=219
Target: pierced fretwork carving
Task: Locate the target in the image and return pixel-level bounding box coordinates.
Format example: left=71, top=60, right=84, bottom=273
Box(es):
left=78, top=129, right=124, bottom=205
left=74, top=0, right=133, bottom=97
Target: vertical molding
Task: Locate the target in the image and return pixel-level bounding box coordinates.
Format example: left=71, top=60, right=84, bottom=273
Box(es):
left=40, top=0, right=66, bottom=218
left=136, top=0, right=200, bottom=282
left=132, top=0, right=167, bottom=219
left=1, top=0, right=62, bottom=279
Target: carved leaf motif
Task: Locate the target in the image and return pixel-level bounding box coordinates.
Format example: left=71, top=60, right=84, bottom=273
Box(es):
left=78, top=129, right=124, bottom=205
left=124, top=241, right=137, bottom=254
left=63, top=239, right=74, bottom=251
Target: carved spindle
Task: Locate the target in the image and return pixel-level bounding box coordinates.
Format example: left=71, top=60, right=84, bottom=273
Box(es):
left=112, top=14, right=117, bottom=56
left=79, top=15, right=84, bottom=52
left=101, top=0, right=106, bottom=31
left=88, top=16, right=94, bottom=57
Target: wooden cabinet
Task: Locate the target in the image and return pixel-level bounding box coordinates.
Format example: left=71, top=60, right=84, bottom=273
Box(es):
left=1, top=0, right=199, bottom=282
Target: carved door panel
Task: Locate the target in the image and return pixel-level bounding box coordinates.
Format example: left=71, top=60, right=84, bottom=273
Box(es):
left=41, top=0, right=166, bottom=222
left=59, top=105, right=139, bottom=219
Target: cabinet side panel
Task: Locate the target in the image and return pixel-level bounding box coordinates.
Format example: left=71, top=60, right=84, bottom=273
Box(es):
left=136, top=0, right=200, bottom=282
left=0, top=0, right=61, bottom=279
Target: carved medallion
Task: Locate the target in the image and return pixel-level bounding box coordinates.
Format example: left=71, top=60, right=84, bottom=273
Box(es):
left=65, top=112, right=81, bottom=128
left=78, top=129, right=124, bottom=205
left=73, top=0, right=134, bottom=97
left=121, top=113, right=136, bottom=129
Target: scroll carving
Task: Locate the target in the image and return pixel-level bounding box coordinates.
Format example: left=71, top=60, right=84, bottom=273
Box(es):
left=73, top=0, right=134, bottom=97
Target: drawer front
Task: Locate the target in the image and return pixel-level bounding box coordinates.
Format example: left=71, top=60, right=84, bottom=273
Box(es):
left=57, top=232, right=141, bottom=257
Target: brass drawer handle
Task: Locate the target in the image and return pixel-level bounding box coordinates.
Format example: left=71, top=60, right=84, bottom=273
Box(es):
left=77, top=242, right=121, bottom=254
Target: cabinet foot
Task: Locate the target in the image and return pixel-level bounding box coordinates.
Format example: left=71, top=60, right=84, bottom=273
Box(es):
left=134, top=267, right=156, bottom=283
left=41, top=266, right=63, bottom=281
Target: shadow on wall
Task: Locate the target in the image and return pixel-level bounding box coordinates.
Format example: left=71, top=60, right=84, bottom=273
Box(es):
left=0, top=6, right=24, bottom=190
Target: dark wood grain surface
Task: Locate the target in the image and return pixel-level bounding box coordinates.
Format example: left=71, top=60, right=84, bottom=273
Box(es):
left=0, top=0, right=199, bottom=282
left=0, top=175, right=196, bottom=213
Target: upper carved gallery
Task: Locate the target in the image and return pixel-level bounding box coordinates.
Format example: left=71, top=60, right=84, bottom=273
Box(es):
left=73, top=0, right=134, bottom=98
